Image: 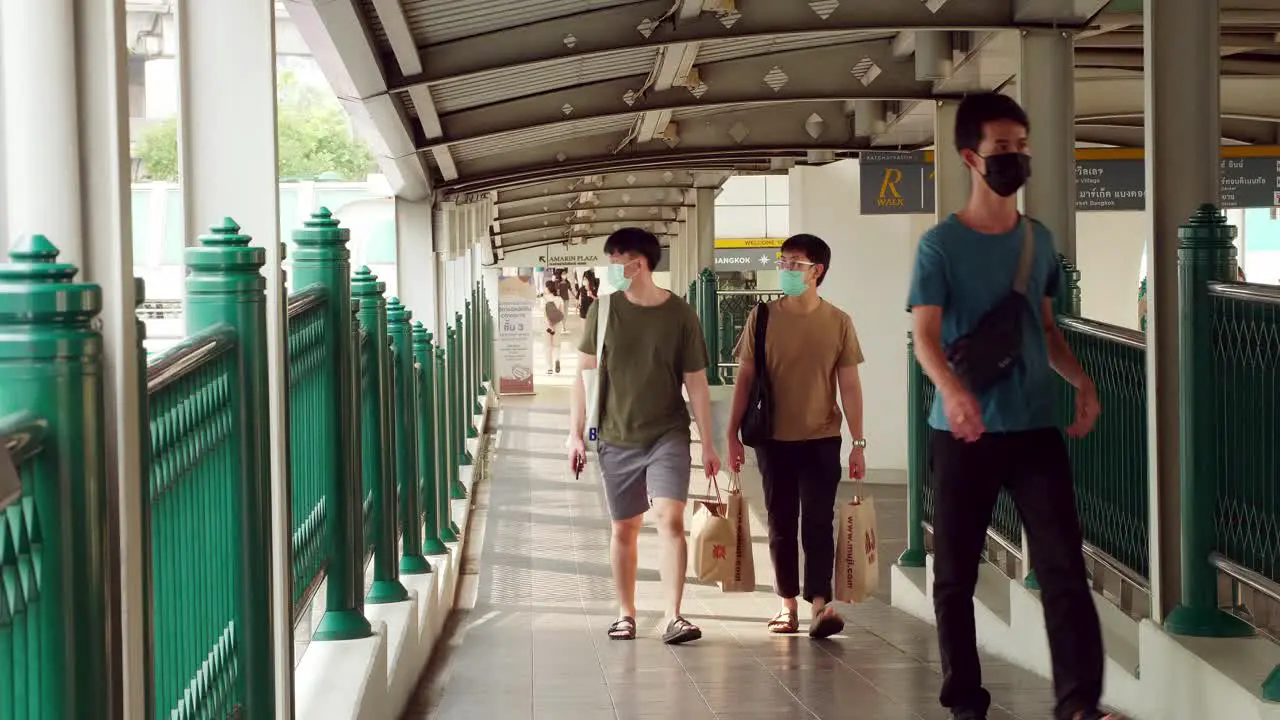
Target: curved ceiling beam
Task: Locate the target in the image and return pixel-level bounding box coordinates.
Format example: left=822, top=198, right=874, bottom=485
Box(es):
left=386, top=0, right=1022, bottom=91
left=1074, top=76, right=1280, bottom=120
left=494, top=170, right=727, bottom=204
left=498, top=234, right=677, bottom=253
left=497, top=220, right=678, bottom=242
left=497, top=189, right=694, bottom=213
left=498, top=205, right=690, bottom=227
left=423, top=41, right=935, bottom=150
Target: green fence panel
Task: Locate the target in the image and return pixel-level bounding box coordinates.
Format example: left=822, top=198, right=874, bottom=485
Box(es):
left=147, top=325, right=243, bottom=718
left=358, top=328, right=376, bottom=565
left=436, top=342, right=460, bottom=541
left=413, top=324, right=449, bottom=554
left=286, top=286, right=333, bottom=618
left=387, top=299, right=430, bottom=575
left=0, top=236, right=110, bottom=719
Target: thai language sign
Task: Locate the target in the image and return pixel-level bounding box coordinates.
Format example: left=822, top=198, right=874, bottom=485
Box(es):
left=859, top=150, right=1280, bottom=214
left=496, top=274, right=537, bottom=395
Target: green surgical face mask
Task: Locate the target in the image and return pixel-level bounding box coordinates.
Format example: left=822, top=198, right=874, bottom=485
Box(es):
left=607, top=262, right=632, bottom=292
left=779, top=269, right=808, bottom=296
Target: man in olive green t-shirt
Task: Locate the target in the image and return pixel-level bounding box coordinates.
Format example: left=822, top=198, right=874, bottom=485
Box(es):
left=568, top=228, right=721, bottom=646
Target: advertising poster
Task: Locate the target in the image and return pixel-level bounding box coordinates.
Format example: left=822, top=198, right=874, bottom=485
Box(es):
left=497, top=272, right=537, bottom=395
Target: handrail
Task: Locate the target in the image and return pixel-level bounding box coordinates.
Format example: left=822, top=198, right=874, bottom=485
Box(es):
left=288, top=284, right=329, bottom=318
left=146, top=323, right=239, bottom=394
left=923, top=520, right=1025, bottom=561
left=0, top=411, right=48, bottom=467
left=1207, top=280, right=1280, bottom=306
left=717, top=289, right=784, bottom=297
left=1211, top=551, right=1280, bottom=604
left=1083, top=540, right=1150, bottom=592
left=1058, top=315, right=1145, bottom=350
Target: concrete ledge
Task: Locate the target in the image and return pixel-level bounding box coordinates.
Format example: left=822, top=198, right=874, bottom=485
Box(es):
left=891, top=559, right=1279, bottom=719
left=295, top=622, right=389, bottom=720
left=367, top=594, right=421, bottom=713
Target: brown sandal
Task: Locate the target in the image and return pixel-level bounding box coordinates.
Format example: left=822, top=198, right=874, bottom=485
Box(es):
left=767, top=609, right=799, bottom=634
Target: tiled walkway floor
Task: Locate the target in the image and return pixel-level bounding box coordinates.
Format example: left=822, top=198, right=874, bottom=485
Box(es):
left=404, top=394, right=1058, bottom=720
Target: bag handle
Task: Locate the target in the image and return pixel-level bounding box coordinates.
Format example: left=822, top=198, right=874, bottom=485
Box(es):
left=726, top=471, right=742, bottom=495
left=703, top=474, right=724, bottom=503
left=752, top=302, right=770, bottom=377
left=1012, top=216, right=1036, bottom=295
left=595, top=292, right=611, bottom=359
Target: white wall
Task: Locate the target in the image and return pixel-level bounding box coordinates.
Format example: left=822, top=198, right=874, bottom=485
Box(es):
left=1076, top=211, right=1146, bottom=330
left=789, top=160, right=933, bottom=474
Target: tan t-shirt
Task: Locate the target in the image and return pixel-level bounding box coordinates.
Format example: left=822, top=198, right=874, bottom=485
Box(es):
left=735, top=298, right=863, bottom=441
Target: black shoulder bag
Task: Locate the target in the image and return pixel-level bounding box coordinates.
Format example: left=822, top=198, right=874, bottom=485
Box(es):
left=740, top=303, right=774, bottom=447
left=944, top=217, right=1037, bottom=394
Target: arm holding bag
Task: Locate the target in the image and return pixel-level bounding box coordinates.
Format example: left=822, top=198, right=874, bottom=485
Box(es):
left=583, top=294, right=611, bottom=452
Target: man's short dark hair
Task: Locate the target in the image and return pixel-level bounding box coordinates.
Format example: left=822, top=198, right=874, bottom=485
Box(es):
left=954, top=92, right=1030, bottom=153
left=603, top=227, right=662, bottom=271
left=545, top=280, right=555, bottom=293
left=780, top=233, right=831, bottom=285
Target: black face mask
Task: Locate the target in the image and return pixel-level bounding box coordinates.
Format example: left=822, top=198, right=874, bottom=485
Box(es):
left=980, top=152, right=1032, bottom=197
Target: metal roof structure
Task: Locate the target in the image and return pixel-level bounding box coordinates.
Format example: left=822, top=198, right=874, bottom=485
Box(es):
left=286, top=0, right=1280, bottom=255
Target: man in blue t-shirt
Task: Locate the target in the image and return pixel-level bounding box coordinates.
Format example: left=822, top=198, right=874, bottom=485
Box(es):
left=907, top=93, right=1113, bottom=720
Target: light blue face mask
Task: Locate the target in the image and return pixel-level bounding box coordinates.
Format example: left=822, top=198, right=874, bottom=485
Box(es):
left=607, top=262, right=632, bottom=292
left=779, top=269, right=808, bottom=296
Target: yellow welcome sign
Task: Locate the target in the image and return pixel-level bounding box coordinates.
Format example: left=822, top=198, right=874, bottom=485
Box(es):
left=715, top=238, right=785, bottom=249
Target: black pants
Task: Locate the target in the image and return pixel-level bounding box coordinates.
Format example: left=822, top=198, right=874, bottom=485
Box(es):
left=930, top=428, right=1104, bottom=720
left=756, top=437, right=843, bottom=603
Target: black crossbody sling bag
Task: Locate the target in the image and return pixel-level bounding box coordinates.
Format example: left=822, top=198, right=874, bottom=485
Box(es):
left=943, top=217, right=1037, bottom=394
left=740, top=303, right=774, bottom=448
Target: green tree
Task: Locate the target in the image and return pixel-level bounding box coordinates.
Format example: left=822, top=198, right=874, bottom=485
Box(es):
left=133, top=69, right=375, bottom=182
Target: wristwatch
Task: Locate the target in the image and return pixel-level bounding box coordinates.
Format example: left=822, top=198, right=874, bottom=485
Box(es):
left=852, top=438, right=867, bottom=449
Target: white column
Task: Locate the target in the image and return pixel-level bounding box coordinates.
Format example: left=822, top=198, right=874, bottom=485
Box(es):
left=695, top=188, right=716, bottom=272
left=1144, top=0, right=1221, bottom=623
left=175, top=1, right=292, bottom=712
left=1019, top=29, right=1077, bottom=258
left=74, top=0, right=145, bottom=715
left=933, top=101, right=969, bottom=220
left=670, top=208, right=688, bottom=292
left=396, top=196, right=437, bottom=332
left=1, top=0, right=85, bottom=264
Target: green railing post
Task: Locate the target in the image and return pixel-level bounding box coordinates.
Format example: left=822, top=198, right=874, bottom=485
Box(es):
left=0, top=235, right=110, bottom=719
left=479, top=284, right=491, bottom=392
left=413, top=323, right=450, bottom=553
left=466, top=298, right=482, bottom=421
left=483, top=289, right=495, bottom=386
left=351, top=267, right=410, bottom=605
left=697, top=268, right=723, bottom=385
left=292, top=208, right=372, bottom=641
left=899, top=332, right=928, bottom=569
left=471, top=287, right=485, bottom=411
left=453, top=313, right=476, bottom=466
left=387, top=299, right=431, bottom=575
left=1056, top=255, right=1082, bottom=317
left=448, top=322, right=473, bottom=501
left=687, top=280, right=697, bottom=306
left=435, top=342, right=461, bottom=540
left=1165, top=205, right=1252, bottom=638
left=184, top=219, right=276, bottom=714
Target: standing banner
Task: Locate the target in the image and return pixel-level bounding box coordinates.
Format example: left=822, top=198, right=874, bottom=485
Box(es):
left=497, top=272, right=537, bottom=395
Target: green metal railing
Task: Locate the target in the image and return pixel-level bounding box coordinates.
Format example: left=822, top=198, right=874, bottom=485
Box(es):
left=286, top=286, right=333, bottom=617
left=1207, top=283, right=1280, bottom=585
left=359, top=327, right=376, bottom=564
left=147, top=324, right=243, bottom=718
left=715, top=288, right=784, bottom=383
left=0, top=413, right=50, bottom=720
left=1057, top=317, right=1150, bottom=578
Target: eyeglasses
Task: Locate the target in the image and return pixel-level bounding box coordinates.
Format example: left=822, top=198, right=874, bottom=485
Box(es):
left=775, top=258, right=815, bottom=271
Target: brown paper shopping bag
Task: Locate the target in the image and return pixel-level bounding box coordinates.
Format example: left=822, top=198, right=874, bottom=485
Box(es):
left=834, top=488, right=880, bottom=604
left=720, top=473, right=756, bottom=593
left=689, top=477, right=736, bottom=584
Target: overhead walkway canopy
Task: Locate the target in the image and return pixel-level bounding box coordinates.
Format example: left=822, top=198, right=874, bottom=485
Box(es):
left=288, top=0, right=1280, bottom=259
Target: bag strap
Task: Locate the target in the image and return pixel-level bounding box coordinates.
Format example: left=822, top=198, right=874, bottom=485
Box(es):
left=1012, top=216, right=1036, bottom=295
left=727, top=472, right=742, bottom=494
left=704, top=474, right=724, bottom=503
left=595, top=293, right=611, bottom=360
left=752, top=302, right=770, bottom=376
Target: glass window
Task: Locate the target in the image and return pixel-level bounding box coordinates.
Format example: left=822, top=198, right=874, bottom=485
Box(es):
left=363, top=218, right=398, bottom=264
left=765, top=206, right=790, bottom=238
left=131, top=191, right=152, bottom=267
left=717, top=176, right=766, bottom=206
left=715, top=205, right=767, bottom=238
left=764, top=175, right=789, bottom=206
left=162, top=189, right=185, bottom=266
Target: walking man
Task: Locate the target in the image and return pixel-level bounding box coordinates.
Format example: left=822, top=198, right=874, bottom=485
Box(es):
left=568, top=227, right=721, bottom=644
left=907, top=92, right=1113, bottom=720
left=725, top=233, right=866, bottom=638
left=543, top=280, right=566, bottom=374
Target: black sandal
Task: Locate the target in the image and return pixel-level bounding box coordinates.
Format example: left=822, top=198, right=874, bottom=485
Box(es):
left=662, top=616, right=702, bottom=645
left=809, top=608, right=846, bottom=639
left=607, top=616, right=636, bottom=640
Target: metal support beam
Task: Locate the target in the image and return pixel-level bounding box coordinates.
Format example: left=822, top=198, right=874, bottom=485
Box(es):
left=424, top=41, right=936, bottom=151
left=390, top=0, right=1018, bottom=89
left=499, top=207, right=686, bottom=234
left=1143, top=0, right=1221, bottom=625
left=499, top=234, right=679, bottom=254
left=933, top=101, right=968, bottom=218
left=496, top=220, right=677, bottom=244
left=175, top=0, right=291, bottom=713
left=499, top=202, right=692, bottom=223
left=915, top=31, right=954, bottom=80
left=494, top=170, right=718, bottom=204
left=694, top=188, right=716, bottom=272
left=1019, top=29, right=1076, bottom=259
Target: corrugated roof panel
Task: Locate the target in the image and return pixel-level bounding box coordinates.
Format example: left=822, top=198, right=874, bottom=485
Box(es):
left=697, top=31, right=895, bottom=64
left=357, top=0, right=390, bottom=51
left=671, top=103, right=765, bottom=121
left=451, top=115, right=635, bottom=162
left=405, top=0, right=647, bottom=46
left=430, top=47, right=658, bottom=114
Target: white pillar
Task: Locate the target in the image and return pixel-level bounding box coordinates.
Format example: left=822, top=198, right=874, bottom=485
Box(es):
left=1, top=0, right=85, bottom=264
left=174, top=0, right=292, bottom=712
left=670, top=208, right=688, bottom=291
left=396, top=196, right=437, bottom=332
left=933, top=101, right=969, bottom=220
left=1144, top=0, right=1221, bottom=623
left=695, top=188, right=716, bottom=272
left=73, top=0, right=145, bottom=715
left=1019, top=29, right=1077, bottom=258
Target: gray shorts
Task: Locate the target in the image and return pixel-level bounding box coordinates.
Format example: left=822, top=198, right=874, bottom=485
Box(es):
left=597, top=431, right=691, bottom=521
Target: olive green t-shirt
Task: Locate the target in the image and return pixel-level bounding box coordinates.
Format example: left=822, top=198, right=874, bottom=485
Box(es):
left=579, top=291, right=709, bottom=448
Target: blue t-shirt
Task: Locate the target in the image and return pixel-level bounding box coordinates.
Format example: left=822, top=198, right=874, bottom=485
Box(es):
left=906, top=214, right=1061, bottom=433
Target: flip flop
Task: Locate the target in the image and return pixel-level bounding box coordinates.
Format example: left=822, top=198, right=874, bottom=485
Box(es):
left=662, top=616, right=702, bottom=645
left=767, top=609, right=800, bottom=634
left=809, top=608, right=845, bottom=639
left=607, top=616, right=636, bottom=641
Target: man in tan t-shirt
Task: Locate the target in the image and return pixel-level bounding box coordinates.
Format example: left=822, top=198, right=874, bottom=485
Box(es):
left=726, top=233, right=865, bottom=639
